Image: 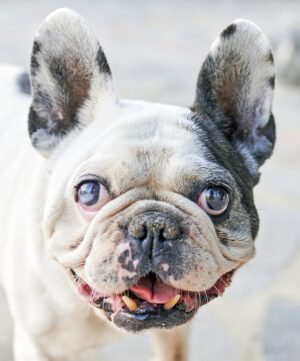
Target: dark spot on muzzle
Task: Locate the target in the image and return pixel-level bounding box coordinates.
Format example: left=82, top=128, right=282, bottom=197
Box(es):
left=117, top=211, right=188, bottom=285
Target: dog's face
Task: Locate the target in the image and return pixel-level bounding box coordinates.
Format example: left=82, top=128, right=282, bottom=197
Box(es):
left=28, top=9, right=275, bottom=332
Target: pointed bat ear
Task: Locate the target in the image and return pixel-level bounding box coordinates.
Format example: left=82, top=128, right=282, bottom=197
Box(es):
left=28, top=8, right=118, bottom=157
left=193, top=20, right=275, bottom=180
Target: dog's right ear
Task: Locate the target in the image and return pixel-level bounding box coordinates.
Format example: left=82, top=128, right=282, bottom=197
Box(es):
left=28, top=8, right=117, bottom=157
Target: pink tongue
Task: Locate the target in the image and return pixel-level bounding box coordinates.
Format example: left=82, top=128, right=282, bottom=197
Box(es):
left=130, top=276, right=177, bottom=304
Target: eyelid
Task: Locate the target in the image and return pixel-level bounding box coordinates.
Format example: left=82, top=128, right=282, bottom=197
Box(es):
left=203, top=181, right=233, bottom=193
left=74, top=174, right=110, bottom=195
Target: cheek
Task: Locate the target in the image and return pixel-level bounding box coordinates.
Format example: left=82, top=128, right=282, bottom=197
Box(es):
left=83, top=223, right=134, bottom=291
left=46, top=218, right=88, bottom=266
left=77, top=207, right=101, bottom=221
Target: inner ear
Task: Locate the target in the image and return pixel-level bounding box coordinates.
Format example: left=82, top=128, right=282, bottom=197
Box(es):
left=193, top=20, right=275, bottom=179
left=29, top=8, right=117, bottom=156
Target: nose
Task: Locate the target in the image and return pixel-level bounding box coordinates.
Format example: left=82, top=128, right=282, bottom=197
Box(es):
left=128, top=212, right=182, bottom=245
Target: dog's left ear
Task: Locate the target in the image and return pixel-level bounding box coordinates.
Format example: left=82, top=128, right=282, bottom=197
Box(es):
left=193, top=20, right=275, bottom=181
left=28, top=8, right=117, bottom=156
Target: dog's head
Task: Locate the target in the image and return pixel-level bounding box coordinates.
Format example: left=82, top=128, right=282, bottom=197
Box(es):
left=28, top=9, right=275, bottom=332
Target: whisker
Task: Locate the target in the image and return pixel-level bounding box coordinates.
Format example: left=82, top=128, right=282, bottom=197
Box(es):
left=196, top=291, right=202, bottom=308
left=213, top=285, right=221, bottom=297
left=69, top=261, right=86, bottom=269
left=219, top=277, right=229, bottom=288
left=204, top=290, right=209, bottom=304
left=81, top=304, right=91, bottom=321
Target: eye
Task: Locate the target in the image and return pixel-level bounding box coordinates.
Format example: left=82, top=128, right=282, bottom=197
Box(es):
left=76, top=181, right=111, bottom=212
left=198, top=186, right=230, bottom=215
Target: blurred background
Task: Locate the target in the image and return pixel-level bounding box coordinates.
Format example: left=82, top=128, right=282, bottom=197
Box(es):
left=0, top=0, right=299, bottom=360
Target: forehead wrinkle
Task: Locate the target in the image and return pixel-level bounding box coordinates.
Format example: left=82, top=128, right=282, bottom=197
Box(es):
left=102, top=116, right=199, bottom=194
left=129, top=117, right=202, bottom=184
left=67, top=111, right=202, bottom=196
left=161, top=147, right=239, bottom=198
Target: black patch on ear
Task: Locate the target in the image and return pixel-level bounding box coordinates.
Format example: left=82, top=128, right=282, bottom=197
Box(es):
left=29, top=54, right=92, bottom=146
left=255, top=113, right=276, bottom=165
left=28, top=107, right=43, bottom=137
left=28, top=93, right=79, bottom=140
left=30, top=41, right=41, bottom=76
left=266, top=51, right=274, bottom=63
left=192, top=54, right=218, bottom=116
left=221, top=24, right=237, bottom=39
left=96, top=46, right=111, bottom=75
left=269, top=76, right=275, bottom=88
left=48, top=59, right=90, bottom=121
left=17, top=72, right=31, bottom=95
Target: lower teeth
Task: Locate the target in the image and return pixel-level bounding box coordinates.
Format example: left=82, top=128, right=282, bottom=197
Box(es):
left=122, top=295, right=138, bottom=312
left=164, top=294, right=181, bottom=310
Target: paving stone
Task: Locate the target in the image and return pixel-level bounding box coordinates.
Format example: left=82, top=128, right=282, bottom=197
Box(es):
left=190, top=310, right=238, bottom=361
left=229, top=211, right=300, bottom=298
left=273, top=26, right=300, bottom=86
left=264, top=300, right=300, bottom=361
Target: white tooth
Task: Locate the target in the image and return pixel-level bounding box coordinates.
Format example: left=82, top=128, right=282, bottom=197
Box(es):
left=164, top=294, right=181, bottom=310
left=122, top=295, right=138, bottom=312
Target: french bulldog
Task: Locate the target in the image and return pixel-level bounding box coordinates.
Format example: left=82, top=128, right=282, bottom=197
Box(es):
left=0, top=8, right=275, bottom=361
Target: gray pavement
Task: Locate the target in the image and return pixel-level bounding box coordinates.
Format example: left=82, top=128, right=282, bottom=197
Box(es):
left=0, top=1, right=300, bottom=360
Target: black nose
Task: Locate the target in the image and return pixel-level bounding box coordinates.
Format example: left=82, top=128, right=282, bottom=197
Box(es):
left=128, top=212, right=182, bottom=245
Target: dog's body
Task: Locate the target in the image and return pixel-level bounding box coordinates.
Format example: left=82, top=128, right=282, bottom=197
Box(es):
left=0, top=9, right=275, bottom=361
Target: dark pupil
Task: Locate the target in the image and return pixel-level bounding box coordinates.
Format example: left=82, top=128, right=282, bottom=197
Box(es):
left=78, top=182, right=100, bottom=206
left=206, top=187, right=228, bottom=211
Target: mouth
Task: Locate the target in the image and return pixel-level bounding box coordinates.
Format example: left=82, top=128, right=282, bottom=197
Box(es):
left=70, top=270, right=232, bottom=332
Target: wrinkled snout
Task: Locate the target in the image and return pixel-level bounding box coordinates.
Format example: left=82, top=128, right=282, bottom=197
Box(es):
left=128, top=211, right=183, bottom=251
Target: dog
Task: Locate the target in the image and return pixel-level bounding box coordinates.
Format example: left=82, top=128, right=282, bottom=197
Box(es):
left=0, top=8, right=275, bottom=361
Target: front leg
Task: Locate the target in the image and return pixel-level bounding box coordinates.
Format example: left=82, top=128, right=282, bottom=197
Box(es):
left=151, top=324, right=189, bottom=361
left=13, top=325, right=50, bottom=361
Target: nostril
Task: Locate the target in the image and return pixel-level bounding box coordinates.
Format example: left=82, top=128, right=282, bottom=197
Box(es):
left=135, top=225, right=147, bottom=241
left=158, top=229, right=165, bottom=242
left=161, top=225, right=181, bottom=241
left=128, top=222, right=148, bottom=241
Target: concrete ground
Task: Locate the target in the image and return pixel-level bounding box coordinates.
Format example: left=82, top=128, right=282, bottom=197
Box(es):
left=0, top=1, right=299, bottom=360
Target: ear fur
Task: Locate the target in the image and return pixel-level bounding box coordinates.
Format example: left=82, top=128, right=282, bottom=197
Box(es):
left=193, top=20, right=276, bottom=180
left=28, top=8, right=117, bottom=156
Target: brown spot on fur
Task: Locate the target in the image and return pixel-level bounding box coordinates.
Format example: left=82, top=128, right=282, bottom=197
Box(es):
left=174, top=349, right=183, bottom=361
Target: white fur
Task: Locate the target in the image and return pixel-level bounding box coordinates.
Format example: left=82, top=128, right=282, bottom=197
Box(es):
left=0, top=11, right=265, bottom=361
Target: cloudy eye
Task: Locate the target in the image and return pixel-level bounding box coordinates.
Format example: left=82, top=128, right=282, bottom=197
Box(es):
left=76, top=181, right=111, bottom=212
left=198, top=187, right=230, bottom=215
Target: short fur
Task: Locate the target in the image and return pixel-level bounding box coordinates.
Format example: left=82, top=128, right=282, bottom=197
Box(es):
left=0, top=9, right=275, bottom=361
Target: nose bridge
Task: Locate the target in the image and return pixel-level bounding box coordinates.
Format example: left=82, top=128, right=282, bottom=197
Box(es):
left=146, top=212, right=169, bottom=227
